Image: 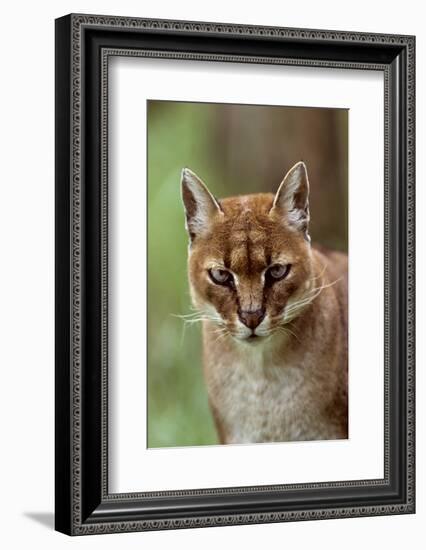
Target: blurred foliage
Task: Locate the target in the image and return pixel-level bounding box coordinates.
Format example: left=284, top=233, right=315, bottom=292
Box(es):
left=147, top=100, right=348, bottom=448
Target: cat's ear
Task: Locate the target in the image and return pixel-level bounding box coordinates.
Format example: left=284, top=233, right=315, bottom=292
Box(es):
left=270, top=161, right=310, bottom=242
left=181, top=168, right=223, bottom=242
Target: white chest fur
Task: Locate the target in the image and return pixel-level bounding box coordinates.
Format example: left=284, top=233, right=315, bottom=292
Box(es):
left=209, top=345, right=338, bottom=443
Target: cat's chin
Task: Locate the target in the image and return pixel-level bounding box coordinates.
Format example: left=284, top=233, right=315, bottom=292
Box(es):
left=234, top=334, right=268, bottom=345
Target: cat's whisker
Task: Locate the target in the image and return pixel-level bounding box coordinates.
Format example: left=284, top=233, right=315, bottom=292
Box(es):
left=284, top=302, right=315, bottom=321
left=182, top=318, right=210, bottom=324
left=308, top=276, right=343, bottom=294
left=211, top=325, right=227, bottom=335
left=176, top=312, right=225, bottom=345
left=172, top=312, right=208, bottom=320
left=285, top=296, right=317, bottom=316
left=273, top=325, right=301, bottom=343
left=212, top=328, right=230, bottom=344
left=308, top=263, right=328, bottom=282
left=172, top=312, right=221, bottom=325
left=179, top=321, right=187, bottom=347
left=279, top=324, right=301, bottom=343
left=285, top=294, right=319, bottom=314
left=282, top=293, right=321, bottom=322
left=284, top=276, right=344, bottom=318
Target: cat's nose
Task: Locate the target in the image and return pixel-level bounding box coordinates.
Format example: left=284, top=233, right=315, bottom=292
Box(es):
left=238, top=308, right=265, bottom=330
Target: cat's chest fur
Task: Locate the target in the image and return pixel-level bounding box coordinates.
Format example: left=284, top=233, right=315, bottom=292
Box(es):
left=205, top=343, right=337, bottom=444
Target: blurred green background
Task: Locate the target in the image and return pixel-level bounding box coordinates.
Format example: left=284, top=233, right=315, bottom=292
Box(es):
left=147, top=100, right=348, bottom=448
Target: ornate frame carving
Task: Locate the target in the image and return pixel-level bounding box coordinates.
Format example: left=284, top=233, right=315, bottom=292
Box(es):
left=55, top=14, right=415, bottom=535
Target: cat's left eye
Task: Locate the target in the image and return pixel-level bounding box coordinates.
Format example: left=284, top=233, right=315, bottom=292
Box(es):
left=266, top=264, right=291, bottom=281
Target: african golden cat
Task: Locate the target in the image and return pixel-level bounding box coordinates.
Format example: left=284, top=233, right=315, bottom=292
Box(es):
left=181, top=161, right=348, bottom=444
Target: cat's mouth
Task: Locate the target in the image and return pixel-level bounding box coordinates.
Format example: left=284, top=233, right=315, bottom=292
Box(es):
left=223, top=319, right=270, bottom=342
left=233, top=331, right=267, bottom=344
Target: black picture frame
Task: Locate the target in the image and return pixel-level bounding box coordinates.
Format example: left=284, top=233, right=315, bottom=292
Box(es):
left=55, top=13, right=415, bottom=535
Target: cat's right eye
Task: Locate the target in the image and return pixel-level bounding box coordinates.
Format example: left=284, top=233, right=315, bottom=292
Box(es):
left=208, top=268, right=233, bottom=286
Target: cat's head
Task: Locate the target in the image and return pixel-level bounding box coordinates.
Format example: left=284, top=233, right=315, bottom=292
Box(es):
left=181, top=162, right=314, bottom=342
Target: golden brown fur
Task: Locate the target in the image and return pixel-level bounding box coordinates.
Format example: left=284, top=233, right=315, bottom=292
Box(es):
left=181, top=162, right=348, bottom=443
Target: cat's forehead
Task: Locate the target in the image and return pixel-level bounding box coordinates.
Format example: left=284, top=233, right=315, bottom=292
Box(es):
left=221, top=195, right=272, bottom=242
left=208, top=193, right=296, bottom=273
left=219, top=193, right=274, bottom=217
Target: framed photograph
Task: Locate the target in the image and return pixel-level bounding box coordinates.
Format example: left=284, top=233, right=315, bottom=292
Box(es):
left=55, top=14, right=415, bottom=535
